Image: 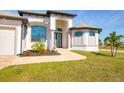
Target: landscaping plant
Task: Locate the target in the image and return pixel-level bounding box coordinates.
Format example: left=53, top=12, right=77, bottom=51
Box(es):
left=104, top=31, right=124, bottom=57
left=31, top=42, right=45, bottom=54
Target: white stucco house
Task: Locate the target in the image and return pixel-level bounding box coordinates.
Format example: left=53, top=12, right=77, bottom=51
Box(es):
left=0, top=10, right=102, bottom=55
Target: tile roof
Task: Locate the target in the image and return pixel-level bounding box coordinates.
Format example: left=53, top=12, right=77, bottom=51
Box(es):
left=70, top=23, right=102, bottom=32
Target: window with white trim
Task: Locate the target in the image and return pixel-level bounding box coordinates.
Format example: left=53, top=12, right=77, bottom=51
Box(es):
left=89, top=31, right=95, bottom=36
left=74, top=31, right=83, bottom=37
left=31, top=25, right=46, bottom=42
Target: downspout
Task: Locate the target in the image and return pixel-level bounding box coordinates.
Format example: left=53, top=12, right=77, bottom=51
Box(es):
left=20, top=19, right=28, bottom=55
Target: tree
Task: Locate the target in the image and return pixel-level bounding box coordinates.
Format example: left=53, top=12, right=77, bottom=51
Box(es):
left=104, top=31, right=124, bottom=57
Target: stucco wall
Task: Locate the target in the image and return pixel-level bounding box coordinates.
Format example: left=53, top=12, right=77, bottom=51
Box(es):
left=88, top=30, right=98, bottom=46
left=23, top=14, right=72, bottom=50
left=71, top=29, right=99, bottom=51
left=56, top=20, right=68, bottom=48
left=72, top=30, right=86, bottom=46
left=49, top=14, right=73, bottom=49
left=23, top=14, right=49, bottom=23
left=23, top=16, right=49, bottom=50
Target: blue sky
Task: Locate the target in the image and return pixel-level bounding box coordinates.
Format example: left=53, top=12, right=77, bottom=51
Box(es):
left=7, top=10, right=124, bottom=42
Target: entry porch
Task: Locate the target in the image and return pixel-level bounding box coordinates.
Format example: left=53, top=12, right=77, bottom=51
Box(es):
left=47, top=16, right=72, bottom=50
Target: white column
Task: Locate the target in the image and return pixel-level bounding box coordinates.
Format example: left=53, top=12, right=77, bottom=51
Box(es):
left=50, top=15, right=56, bottom=30
left=68, top=19, right=72, bottom=49
left=49, top=15, right=56, bottom=50
left=83, top=31, right=89, bottom=46
left=95, top=31, right=99, bottom=45
left=51, top=30, right=55, bottom=49
left=16, top=26, right=22, bottom=54
left=68, top=19, right=72, bottom=28
left=68, top=32, right=71, bottom=49
left=85, top=31, right=89, bottom=46
left=25, top=27, right=31, bottom=50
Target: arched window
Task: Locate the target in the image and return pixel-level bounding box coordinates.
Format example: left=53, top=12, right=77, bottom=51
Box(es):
left=56, top=27, right=62, bottom=32
left=74, top=31, right=83, bottom=37
left=89, top=31, right=95, bottom=36
left=31, top=25, right=46, bottom=42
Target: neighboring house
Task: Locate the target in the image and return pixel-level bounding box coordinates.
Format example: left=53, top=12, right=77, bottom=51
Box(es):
left=0, top=10, right=102, bottom=56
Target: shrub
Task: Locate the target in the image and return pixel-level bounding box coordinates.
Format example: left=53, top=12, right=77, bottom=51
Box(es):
left=31, top=42, right=45, bottom=53
left=40, top=48, right=46, bottom=55
left=23, top=50, right=33, bottom=56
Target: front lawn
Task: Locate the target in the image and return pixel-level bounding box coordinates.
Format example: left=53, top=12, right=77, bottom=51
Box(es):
left=99, top=45, right=124, bottom=50
left=0, top=51, right=124, bottom=81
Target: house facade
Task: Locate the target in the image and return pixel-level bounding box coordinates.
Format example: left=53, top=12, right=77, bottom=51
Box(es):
left=0, top=10, right=102, bottom=56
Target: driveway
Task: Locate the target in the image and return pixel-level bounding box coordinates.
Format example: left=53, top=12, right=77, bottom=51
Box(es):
left=0, top=49, right=86, bottom=69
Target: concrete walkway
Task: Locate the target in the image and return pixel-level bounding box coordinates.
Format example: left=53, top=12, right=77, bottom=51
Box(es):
left=0, top=49, right=86, bottom=70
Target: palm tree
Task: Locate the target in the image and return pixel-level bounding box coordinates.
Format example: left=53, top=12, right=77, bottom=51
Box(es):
left=104, top=31, right=124, bottom=57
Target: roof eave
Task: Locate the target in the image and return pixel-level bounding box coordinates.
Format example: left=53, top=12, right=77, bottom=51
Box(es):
left=47, top=10, right=77, bottom=18
left=18, top=10, right=49, bottom=17
left=69, top=27, right=102, bottom=32
left=0, top=14, right=26, bottom=20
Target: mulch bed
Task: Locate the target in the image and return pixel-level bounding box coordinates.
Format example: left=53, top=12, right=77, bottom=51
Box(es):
left=20, top=50, right=61, bottom=57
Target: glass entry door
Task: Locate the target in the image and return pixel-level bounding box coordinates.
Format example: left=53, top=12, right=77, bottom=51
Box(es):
left=54, top=33, right=62, bottom=48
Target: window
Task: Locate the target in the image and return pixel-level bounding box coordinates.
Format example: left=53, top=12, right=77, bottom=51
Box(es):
left=31, top=25, right=46, bottom=42
left=74, top=31, right=83, bottom=37
left=89, top=31, right=95, bottom=36
left=56, top=27, right=62, bottom=32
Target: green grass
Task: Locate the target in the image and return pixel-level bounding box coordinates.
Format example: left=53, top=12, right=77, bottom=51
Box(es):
left=0, top=51, right=124, bottom=82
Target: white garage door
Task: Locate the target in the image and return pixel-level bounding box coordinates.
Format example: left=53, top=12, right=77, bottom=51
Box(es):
left=0, top=29, right=15, bottom=55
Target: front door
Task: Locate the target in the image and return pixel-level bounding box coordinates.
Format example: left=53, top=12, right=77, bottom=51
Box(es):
left=55, top=33, right=62, bottom=48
